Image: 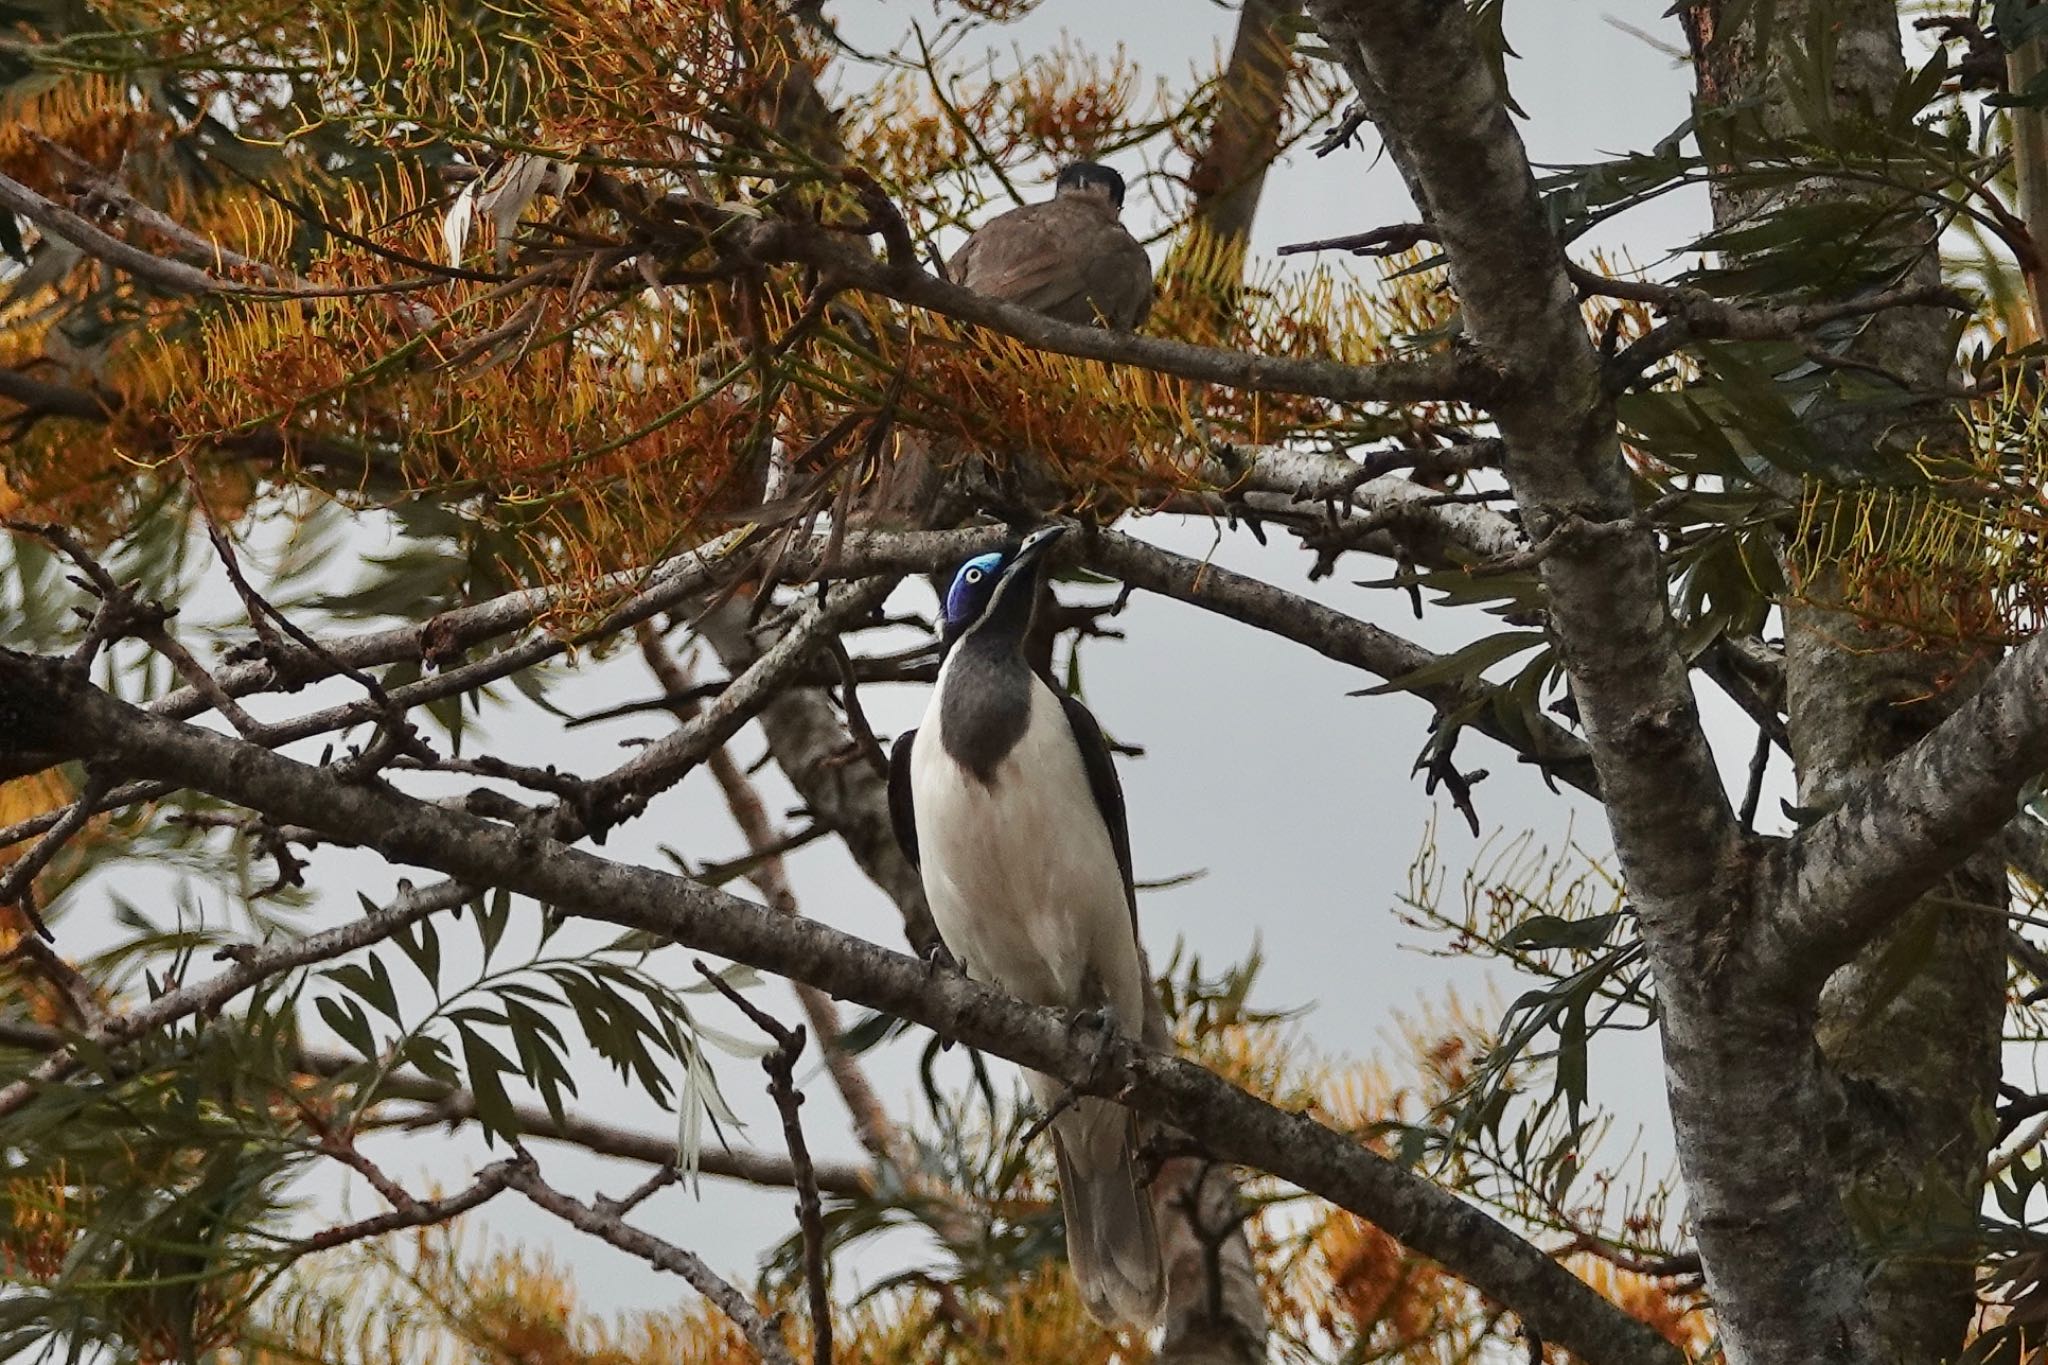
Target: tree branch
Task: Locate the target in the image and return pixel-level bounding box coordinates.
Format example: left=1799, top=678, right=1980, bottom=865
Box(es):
left=0, top=878, right=470, bottom=1120
left=285, top=1154, right=525, bottom=1255
left=749, top=213, right=1497, bottom=409
left=505, top=1159, right=799, bottom=1365
left=0, top=649, right=1681, bottom=1365
left=1303, top=0, right=1737, bottom=905
left=1772, top=626, right=2048, bottom=990
left=1080, top=529, right=1597, bottom=795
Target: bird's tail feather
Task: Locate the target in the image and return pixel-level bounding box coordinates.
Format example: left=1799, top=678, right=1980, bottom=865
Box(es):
left=1050, top=1095, right=1166, bottom=1329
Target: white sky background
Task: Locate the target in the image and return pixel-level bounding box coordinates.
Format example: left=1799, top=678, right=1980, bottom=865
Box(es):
left=31, top=0, right=1833, bottom=1340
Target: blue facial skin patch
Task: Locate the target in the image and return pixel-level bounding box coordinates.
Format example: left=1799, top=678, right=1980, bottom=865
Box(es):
left=945, top=551, right=1006, bottom=629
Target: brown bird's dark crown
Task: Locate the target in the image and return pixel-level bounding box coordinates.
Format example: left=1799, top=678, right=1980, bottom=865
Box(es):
left=1055, top=162, right=1125, bottom=210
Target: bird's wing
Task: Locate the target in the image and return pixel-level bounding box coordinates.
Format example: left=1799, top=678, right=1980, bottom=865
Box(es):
left=1055, top=691, right=1137, bottom=927
left=887, top=729, right=921, bottom=869
left=953, top=202, right=1104, bottom=325
left=1078, top=227, right=1154, bottom=330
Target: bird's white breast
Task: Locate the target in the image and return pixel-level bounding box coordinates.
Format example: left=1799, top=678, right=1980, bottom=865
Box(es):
left=911, top=664, right=1144, bottom=1025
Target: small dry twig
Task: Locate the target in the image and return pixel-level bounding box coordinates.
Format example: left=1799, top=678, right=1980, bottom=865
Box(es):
left=693, top=959, right=832, bottom=1365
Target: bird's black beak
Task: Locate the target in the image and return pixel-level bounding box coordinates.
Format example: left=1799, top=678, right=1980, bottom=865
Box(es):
left=1008, top=524, right=1066, bottom=576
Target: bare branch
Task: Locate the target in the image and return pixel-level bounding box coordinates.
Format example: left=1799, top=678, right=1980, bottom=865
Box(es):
left=586, top=577, right=897, bottom=831
left=33, top=136, right=306, bottom=288
left=694, top=962, right=831, bottom=1365
left=0, top=169, right=251, bottom=296
left=505, top=1159, right=799, bottom=1365
left=1079, top=529, right=1597, bottom=794
left=0, top=769, right=106, bottom=940
left=284, top=1154, right=527, bottom=1256
left=746, top=210, right=1496, bottom=408
left=1227, top=441, right=1523, bottom=565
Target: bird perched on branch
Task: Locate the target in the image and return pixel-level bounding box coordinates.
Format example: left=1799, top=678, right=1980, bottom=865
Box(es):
left=867, top=165, right=1153, bottom=523
left=948, top=162, right=1154, bottom=330
left=886, top=524, right=1166, bottom=1329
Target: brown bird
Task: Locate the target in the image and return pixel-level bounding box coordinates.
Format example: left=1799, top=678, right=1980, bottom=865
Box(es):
left=947, top=162, right=1153, bottom=330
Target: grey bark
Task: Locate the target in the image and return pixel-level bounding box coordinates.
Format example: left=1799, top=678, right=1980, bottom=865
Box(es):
left=1680, top=4, right=2007, bottom=1358
left=1302, top=3, right=2019, bottom=1361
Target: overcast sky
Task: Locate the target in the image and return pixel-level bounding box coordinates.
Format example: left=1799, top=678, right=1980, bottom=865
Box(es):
left=40, top=0, right=1813, bottom=1339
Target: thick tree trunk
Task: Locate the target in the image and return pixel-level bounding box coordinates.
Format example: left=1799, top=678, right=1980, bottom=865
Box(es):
left=1787, top=604, right=2004, bottom=1362
left=1681, top=4, right=2006, bottom=1358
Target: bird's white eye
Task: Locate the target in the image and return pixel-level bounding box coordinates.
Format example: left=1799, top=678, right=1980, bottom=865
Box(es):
left=965, top=568, right=984, bottom=584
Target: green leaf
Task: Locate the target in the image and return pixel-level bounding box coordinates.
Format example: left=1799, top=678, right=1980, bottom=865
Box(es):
left=455, top=1023, right=520, bottom=1141
left=478, top=887, right=512, bottom=963
left=1503, top=912, right=1624, bottom=953
left=1353, top=630, right=1548, bottom=697
left=394, top=912, right=442, bottom=987
left=317, top=996, right=377, bottom=1058
left=400, top=1033, right=460, bottom=1084
left=323, top=958, right=401, bottom=1025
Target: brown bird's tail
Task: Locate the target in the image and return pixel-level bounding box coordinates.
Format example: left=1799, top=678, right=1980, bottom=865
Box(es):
left=1050, top=1095, right=1166, bottom=1329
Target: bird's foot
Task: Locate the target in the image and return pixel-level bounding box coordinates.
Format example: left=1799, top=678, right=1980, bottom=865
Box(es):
left=1020, top=1007, right=1126, bottom=1148
left=1066, top=1002, right=1125, bottom=1094
left=923, top=939, right=961, bottom=1052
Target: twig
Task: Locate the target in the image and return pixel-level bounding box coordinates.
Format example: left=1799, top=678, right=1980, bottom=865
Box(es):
left=0, top=770, right=107, bottom=939
left=1277, top=222, right=1438, bottom=258
left=0, top=878, right=470, bottom=1121
left=6, top=520, right=267, bottom=741
left=694, top=960, right=831, bottom=1365
left=842, top=169, right=916, bottom=271
left=1312, top=99, right=1371, bottom=156
left=1471, top=492, right=1688, bottom=578
left=1990, top=1111, right=2048, bottom=1181
left=825, top=637, right=889, bottom=779
left=595, top=1163, right=685, bottom=1217
left=505, top=1159, right=799, bottom=1365
left=1700, top=638, right=1791, bottom=757
left=1738, top=726, right=1772, bottom=831
left=181, top=458, right=392, bottom=709
left=285, top=1154, right=526, bottom=1255
left=2009, top=930, right=2048, bottom=1004
left=1604, top=276, right=1975, bottom=384
left=8, top=935, right=104, bottom=1028
left=33, top=135, right=305, bottom=288
left=1558, top=1233, right=1704, bottom=1280
left=0, top=780, right=175, bottom=851
left=585, top=576, right=898, bottom=833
